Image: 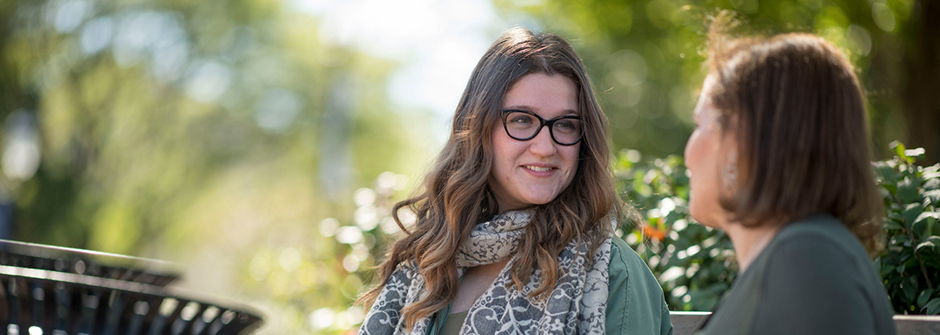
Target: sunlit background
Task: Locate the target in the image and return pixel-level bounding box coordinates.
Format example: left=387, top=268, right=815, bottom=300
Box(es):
left=0, top=0, right=934, bottom=333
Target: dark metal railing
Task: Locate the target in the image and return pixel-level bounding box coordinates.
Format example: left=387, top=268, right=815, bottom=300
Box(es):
left=0, top=240, right=263, bottom=335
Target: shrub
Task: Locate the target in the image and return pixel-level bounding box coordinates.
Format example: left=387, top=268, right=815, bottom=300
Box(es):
left=614, top=143, right=940, bottom=314
left=613, top=150, right=735, bottom=311
left=872, top=142, right=940, bottom=315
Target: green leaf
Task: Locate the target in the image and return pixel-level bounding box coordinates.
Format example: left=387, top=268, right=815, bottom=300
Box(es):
left=879, top=263, right=897, bottom=277
left=914, top=211, right=939, bottom=234
left=892, top=141, right=908, bottom=161
left=903, top=203, right=924, bottom=227
left=882, top=184, right=898, bottom=198
left=924, top=164, right=940, bottom=177
left=924, top=190, right=940, bottom=206
left=898, top=176, right=919, bottom=203
left=873, top=161, right=898, bottom=185
left=903, top=281, right=917, bottom=301
left=905, top=148, right=926, bottom=162
left=917, top=288, right=935, bottom=306
left=915, top=240, right=936, bottom=254
left=924, top=178, right=940, bottom=190
left=884, top=219, right=904, bottom=230
left=888, top=208, right=903, bottom=218
left=891, top=234, right=910, bottom=247
left=925, top=298, right=940, bottom=315
left=922, top=217, right=937, bottom=239
left=927, top=236, right=940, bottom=245
left=900, top=249, right=915, bottom=263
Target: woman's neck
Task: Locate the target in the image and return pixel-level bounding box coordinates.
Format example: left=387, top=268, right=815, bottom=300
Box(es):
left=724, top=222, right=782, bottom=273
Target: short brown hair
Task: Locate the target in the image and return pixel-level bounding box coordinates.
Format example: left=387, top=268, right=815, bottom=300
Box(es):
left=707, top=23, right=883, bottom=253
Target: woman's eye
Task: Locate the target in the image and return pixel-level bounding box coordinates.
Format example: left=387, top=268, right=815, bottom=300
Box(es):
left=510, top=116, right=534, bottom=125
left=555, top=120, right=575, bottom=131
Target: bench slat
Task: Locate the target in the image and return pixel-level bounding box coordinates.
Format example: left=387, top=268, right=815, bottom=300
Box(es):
left=669, top=312, right=940, bottom=335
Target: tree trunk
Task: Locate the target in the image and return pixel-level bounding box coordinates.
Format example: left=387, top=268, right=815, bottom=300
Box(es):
left=903, top=0, right=940, bottom=165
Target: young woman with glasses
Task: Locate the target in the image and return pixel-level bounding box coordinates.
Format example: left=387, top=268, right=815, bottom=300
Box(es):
left=358, top=27, right=673, bottom=335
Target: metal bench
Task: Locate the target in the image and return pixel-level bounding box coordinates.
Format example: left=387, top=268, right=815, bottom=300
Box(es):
left=0, top=240, right=263, bottom=335
left=671, top=311, right=940, bottom=335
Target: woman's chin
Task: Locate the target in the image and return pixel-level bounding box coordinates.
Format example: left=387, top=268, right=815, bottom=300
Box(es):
left=689, top=208, right=723, bottom=230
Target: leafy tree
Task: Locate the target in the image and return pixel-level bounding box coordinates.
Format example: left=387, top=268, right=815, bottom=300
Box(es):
left=496, top=0, right=937, bottom=163
left=0, top=1, right=427, bottom=333
left=1, top=0, right=423, bottom=251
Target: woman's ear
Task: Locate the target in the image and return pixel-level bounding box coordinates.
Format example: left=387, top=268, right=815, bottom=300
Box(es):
left=719, top=119, right=741, bottom=195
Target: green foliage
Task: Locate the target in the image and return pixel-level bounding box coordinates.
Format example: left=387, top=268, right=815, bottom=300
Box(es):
left=498, top=0, right=917, bottom=160
left=614, top=143, right=940, bottom=314
left=3, top=0, right=934, bottom=332
left=873, top=142, right=940, bottom=315
left=613, top=149, right=735, bottom=311
left=2, top=0, right=423, bottom=254
left=241, top=172, right=410, bottom=334
left=0, top=1, right=430, bottom=333
left=245, top=142, right=940, bottom=333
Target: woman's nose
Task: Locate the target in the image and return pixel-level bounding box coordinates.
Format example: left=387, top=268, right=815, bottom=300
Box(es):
left=528, top=126, right=558, bottom=156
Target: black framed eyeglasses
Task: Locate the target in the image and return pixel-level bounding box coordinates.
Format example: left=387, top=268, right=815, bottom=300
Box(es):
left=500, top=109, right=583, bottom=146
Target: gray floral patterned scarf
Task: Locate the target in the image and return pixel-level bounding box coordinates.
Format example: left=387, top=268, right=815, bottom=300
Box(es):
left=359, top=211, right=612, bottom=335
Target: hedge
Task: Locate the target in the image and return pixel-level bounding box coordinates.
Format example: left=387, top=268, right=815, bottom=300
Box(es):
left=616, top=142, right=940, bottom=314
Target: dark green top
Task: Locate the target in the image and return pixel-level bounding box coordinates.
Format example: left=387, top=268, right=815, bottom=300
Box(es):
left=696, top=214, right=896, bottom=335
left=439, top=311, right=467, bottom=335
left=431, top=237, right=674, bottom=335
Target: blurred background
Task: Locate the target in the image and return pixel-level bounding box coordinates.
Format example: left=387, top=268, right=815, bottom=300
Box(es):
left=0, top=0, right=936, bottom=333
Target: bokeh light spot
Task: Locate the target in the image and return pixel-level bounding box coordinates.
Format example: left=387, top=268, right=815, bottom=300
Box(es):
left=846, top=25, right=872, bottom=57
left=354, top=206, right=378, bottom=231
left=80, top=17, right=114, bottom=55
left=279, top=248, right=301, bottom=273
left=342, top=254, right=360, bottom=272
left=353, top=188, right=376, bottom=207
left=185, top=61, right=232, bottom=103
left=872, top=3, right=896, bottom=32
left=255, top=89, right=301, bottom=133
left=53, top=0, right=89, bottom=33
left=309, top=307, right=335, bottom=330
left=318, top=218, right=340, bottom=237
left=335, top=226, right=363, bottom=244
left=249, top=254, right=270, bottom=281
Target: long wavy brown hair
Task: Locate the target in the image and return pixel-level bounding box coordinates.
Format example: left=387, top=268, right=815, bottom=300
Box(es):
left=707, top=14, right=884, bottom=254
left=358, top=27, right=621, bottom=329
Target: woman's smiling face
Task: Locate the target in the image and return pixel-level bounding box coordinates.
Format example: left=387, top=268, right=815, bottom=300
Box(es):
left=488, top=72, right=581, bottom=212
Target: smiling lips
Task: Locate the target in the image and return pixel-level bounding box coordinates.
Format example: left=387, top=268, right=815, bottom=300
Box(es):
left=523, top=165, right=554, bottom=172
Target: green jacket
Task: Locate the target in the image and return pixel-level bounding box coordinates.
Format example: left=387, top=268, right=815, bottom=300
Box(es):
left=608, top=236, right=674, bottom=335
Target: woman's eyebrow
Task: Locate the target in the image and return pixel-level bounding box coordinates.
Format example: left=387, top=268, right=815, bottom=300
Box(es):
left=503, top=105, right=534, bottom=111
left=502, top=106, right=579, bottom=117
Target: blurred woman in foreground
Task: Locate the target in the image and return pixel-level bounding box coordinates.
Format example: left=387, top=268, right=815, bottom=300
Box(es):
left=358, top=27, right=672, bottom=335
left=686, top=20, right=896, bottom=335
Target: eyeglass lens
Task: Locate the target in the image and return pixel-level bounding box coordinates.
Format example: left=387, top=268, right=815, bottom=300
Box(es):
left=503, top=110, right=582, bottom=145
